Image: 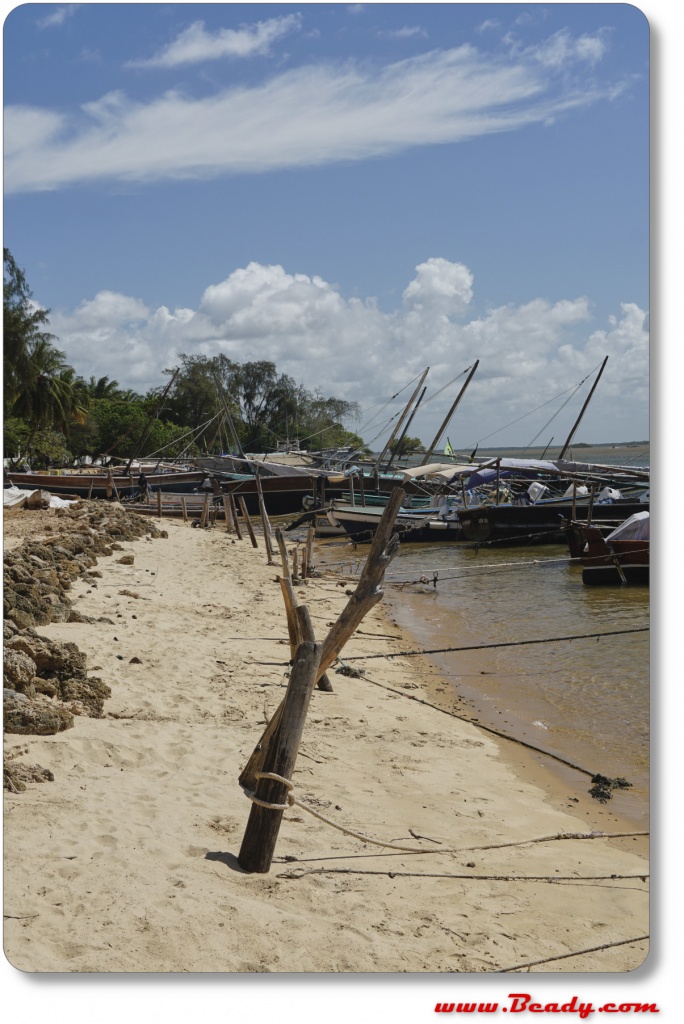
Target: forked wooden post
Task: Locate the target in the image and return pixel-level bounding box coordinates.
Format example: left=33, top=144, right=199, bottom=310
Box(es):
left=238, top=497, right=258, bottom=548
left=238, top=630, right=321, bottom=874
left=238, top=492, right=404, bottom=792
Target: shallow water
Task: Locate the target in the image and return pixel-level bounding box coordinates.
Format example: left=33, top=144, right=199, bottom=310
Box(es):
left=384, top=541, right=650, bottom=825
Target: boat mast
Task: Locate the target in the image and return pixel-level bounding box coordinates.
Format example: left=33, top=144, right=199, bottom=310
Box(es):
left=374, top=367, right=430, bottom=470
left=385, top=385, right=428, bottom=471
left=212, top=370, right=248, bottom=464
left=558, top=356, right=609, bottom=460
left=124, top=367, right=180, bottom=475
left=419, top=359, right=479, bottom=466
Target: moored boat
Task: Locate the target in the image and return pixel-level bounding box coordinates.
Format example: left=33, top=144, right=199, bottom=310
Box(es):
left=577, top=511, right=650, bottom=585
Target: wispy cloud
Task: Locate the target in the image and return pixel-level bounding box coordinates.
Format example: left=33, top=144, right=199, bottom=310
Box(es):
left=6, top=33, right=621, bottom=194
left=36, top=4, right=78, bottom=29
left=379, top=26, right=428, bottom=40
left=128, top=14, right=302, bottom=69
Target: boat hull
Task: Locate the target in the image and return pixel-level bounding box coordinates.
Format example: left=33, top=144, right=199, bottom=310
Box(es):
left=458, top=500, right=649, bottom=546
left=6, top=470, right=206, bottom=498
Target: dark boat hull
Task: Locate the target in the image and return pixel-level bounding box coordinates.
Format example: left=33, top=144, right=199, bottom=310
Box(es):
left=457, top=501, right=650, bottom=546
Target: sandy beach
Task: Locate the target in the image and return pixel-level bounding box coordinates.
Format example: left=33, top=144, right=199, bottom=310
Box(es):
left=4, top=502, right=649, bottom=973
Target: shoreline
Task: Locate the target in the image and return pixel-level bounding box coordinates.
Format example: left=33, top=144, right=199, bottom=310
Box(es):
left=4, top=508, right=649, bottom=973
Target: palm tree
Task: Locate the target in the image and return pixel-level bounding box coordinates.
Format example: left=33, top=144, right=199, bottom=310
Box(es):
left=12, top=339, right=90, bottom=453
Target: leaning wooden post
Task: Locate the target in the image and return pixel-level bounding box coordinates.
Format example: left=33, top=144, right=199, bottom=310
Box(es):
left=181, top=496, right=188, bottom=524
left=228, top=493, right=243, bottom=539
left=316, top=487, right=404, bottom=681
left=238, top=633, right=321, bottom=874
left=256, top=474, right=274, bottom=564
left=157, top=489, right=163, bottom=519
left=88, top=479, right=94, bottom=501
left=238, top=497, right=258, bottom=548
left=291, top=545, right=299, bottom=580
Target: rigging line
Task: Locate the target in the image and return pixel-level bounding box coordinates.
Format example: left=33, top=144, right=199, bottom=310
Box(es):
left=523, top=382, right=584, bottom=451
left=141, top=412, right=221, bottom=460
left=340, top=626, right=649, bottom=662
left=418, top=366, right=471, bottom=407
left=461, top=366, right=600, bottom=451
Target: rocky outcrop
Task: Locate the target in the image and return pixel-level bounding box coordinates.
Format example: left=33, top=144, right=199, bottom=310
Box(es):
left=3, top=500, right=165, bottom=746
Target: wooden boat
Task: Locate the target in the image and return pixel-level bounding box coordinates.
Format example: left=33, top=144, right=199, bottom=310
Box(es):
left=457, top=495, right=649, bottom=547
left=577, top=511, right=649, bottom=585
left=5, top=466, right=206, bottom=499
left=326, top=501, right=464, bottom=543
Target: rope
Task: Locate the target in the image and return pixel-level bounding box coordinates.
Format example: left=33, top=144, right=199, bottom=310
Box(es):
left=340, top=626, right=649, bottom=662
left=246, top=774, right=647, bottom=857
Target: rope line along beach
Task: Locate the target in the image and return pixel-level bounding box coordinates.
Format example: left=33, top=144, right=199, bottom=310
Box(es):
left=247, top=772, right=647, bottom=858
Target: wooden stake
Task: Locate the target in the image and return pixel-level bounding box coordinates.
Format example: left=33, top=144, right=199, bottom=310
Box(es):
left=222, top=494, right=234, bottom=533
left=292, top=545, right=299, bottom=580
left=88, top=479, right=94, bottom=500
left=181, top=496, right=188, bottom=524
left=238, top=497, right=258, bottom=547
left=229, top=493, right=243, bottom=540
left=200, top=492, right=210, bottom=528
left=256, top=474, right=274, bottom=564
left=238, top=635, right=321, bottom=873
left=157, top=489, right=163, bottom=519
left=305, top=526, right=315, bottom=578
left=275, top=527, right=292, bottom=582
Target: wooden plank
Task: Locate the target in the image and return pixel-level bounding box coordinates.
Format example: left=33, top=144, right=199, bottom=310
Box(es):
left=238, top=497, right=258, bottom=548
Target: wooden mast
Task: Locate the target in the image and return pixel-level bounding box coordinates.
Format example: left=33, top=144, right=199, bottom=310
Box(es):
left=559, top=356, right=609, bottom=460
left=374, top=367, right=430, bottom=471
left=419, top=360, right=479, bottom=466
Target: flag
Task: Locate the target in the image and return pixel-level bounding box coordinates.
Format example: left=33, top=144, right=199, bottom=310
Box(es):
left=444, top=438, right=454, bottom=456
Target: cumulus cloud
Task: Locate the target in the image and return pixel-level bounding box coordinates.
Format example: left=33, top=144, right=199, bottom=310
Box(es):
left=48, top=258, right=648, bottom=444
left=6, top=33, right=621, bottom=193
left=128, top=14, right=302, bottom=69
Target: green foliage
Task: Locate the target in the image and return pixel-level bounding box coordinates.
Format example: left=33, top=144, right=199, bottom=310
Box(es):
left=3, top=417, right=72, bottom=468
left=388, top=435, right=425, bottom=459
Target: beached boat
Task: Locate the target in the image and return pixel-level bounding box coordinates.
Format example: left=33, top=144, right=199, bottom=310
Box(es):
left=577, top=511, right=650, bottom=585
left=5, top=466, right=206, bottom=499
left=326, top=500, right=464, bottom=543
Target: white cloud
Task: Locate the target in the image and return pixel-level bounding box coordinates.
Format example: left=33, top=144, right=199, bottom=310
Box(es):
left=128, top=14, right=302, bottom=69
left=36, top=5, right=78, bottom=29
left=6, top=35, right=621, bottom=193
left=48, top=259, right=649, bottom=444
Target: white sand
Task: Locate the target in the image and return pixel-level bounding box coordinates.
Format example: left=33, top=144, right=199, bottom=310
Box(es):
left=4, top=514, right=648, bottom=973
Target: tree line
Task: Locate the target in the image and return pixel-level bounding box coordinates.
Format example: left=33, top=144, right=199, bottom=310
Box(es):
left=3, top=249, right=365, bottom=469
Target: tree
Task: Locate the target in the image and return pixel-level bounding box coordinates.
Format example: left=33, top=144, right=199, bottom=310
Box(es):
left=4, top=248, right=55, bottom=412
left=388, top=435, right=425, bottom=460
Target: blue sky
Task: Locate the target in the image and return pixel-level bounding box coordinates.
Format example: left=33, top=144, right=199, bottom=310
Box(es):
left=4, top=2, right=650, bottom=447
